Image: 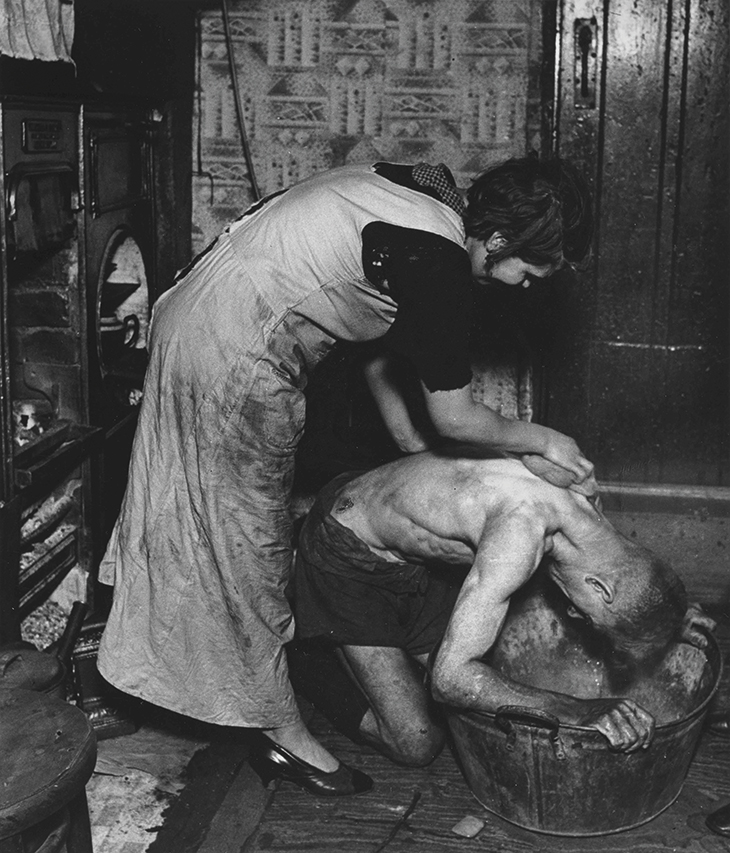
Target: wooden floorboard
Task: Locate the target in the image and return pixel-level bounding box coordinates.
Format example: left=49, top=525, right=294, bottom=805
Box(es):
left=197, top=761, right=274, bottom=853
left=147, top=734, right=250, bottom=853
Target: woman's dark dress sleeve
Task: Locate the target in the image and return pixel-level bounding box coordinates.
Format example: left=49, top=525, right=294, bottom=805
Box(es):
left=362, top=220, right=475, bottom=392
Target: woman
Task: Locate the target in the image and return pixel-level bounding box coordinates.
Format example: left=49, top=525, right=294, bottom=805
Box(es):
left=97, top=157, right=594, bottom=796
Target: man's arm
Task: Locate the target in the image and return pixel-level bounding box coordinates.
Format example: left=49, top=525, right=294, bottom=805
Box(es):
left=430, top=506, right=654, bottom=752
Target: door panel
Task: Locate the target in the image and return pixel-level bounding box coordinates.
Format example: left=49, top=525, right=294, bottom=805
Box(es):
left=549, top=0, right=729, bottom=485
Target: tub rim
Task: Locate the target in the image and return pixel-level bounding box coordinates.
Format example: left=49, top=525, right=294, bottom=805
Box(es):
left=452, top=631, right=723, bottom=738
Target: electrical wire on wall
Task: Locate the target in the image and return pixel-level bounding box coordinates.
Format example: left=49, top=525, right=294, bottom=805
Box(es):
left=195, top=9, right=215, bottom=206
left=220, top=0, right=262, bottom=202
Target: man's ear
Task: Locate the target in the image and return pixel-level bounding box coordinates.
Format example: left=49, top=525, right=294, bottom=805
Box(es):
left=585, top=575, right=614, bottom=604
left=486, top=232, right=508, bottom=252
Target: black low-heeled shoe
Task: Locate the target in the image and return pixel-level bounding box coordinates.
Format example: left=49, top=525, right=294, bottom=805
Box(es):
left=706, top=802, right=730, bottom=837
left=248, top=735, right=373, bottom=797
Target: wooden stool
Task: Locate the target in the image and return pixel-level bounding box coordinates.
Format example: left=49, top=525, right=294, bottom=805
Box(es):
left=0, top=689, right=97, bottom=853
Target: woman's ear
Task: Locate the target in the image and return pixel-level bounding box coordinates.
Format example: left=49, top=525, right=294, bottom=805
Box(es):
left=485, top=232, right=508, bottom=252
left=586, top=575, right=615, bottom=604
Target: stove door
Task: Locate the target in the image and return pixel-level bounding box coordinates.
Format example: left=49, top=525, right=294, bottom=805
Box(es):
left=83, top=107, right=154, bottom=428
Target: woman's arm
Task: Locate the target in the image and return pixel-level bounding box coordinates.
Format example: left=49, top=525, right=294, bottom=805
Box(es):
left=363, top=353, right=432, bottom=453
left=519, top=453, right=600, bottom=500
left=421, top=382, right=595, bottom=486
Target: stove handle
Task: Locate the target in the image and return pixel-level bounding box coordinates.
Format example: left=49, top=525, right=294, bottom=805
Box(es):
left=6, top=162, right=82, bottom=221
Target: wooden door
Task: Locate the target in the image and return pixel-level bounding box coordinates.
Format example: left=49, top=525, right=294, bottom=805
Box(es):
left=545, top=0, right=729, bottom=485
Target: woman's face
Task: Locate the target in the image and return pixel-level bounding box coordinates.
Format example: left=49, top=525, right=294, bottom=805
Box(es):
left=466, top=235, right=554, bottom=288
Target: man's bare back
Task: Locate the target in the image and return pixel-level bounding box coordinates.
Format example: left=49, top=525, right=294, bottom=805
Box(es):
left=329, top=451, right=601, bottom=570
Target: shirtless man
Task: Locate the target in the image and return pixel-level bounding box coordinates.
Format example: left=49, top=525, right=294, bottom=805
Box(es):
left=289, top=449, right=712, bottom=766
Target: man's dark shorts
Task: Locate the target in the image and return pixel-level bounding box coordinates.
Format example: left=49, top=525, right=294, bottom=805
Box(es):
left=292, top=472, right=463, bottom=657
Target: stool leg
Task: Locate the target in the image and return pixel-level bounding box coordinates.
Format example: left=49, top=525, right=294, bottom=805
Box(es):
left=66, top=790, right=93, bottom=853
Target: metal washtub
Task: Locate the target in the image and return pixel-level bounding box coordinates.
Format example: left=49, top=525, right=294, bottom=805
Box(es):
left=448, top=577, right=722, bottom=836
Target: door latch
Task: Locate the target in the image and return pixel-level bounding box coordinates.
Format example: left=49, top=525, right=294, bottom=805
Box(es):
left=574, top=18, right=598, bottom=109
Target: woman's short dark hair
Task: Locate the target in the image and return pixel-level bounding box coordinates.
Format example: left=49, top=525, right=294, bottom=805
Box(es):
left=464, top=157, right=594, bottom=269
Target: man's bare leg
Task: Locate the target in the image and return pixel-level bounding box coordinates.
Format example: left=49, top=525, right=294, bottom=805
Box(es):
left=341, top=645, right=445, bottom=766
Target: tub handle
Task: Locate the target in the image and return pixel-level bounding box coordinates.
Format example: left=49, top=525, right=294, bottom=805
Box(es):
left=0, top=653, right=23, bottom=676
left=495, top=705, right=566, bottom=760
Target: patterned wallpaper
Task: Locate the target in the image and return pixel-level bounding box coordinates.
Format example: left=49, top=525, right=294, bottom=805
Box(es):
left=192, top=0, right=546, bottom=252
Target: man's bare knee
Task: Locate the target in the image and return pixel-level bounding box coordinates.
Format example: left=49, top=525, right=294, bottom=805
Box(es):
left=384, top=721, right=445, bottom=767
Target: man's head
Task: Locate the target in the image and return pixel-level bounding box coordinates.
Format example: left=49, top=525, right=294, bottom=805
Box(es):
left=464, top=157, right=594, bottom=271
left=606, top=546, right=687, bottom=661
left=560, top=540, right=688, bottom=679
